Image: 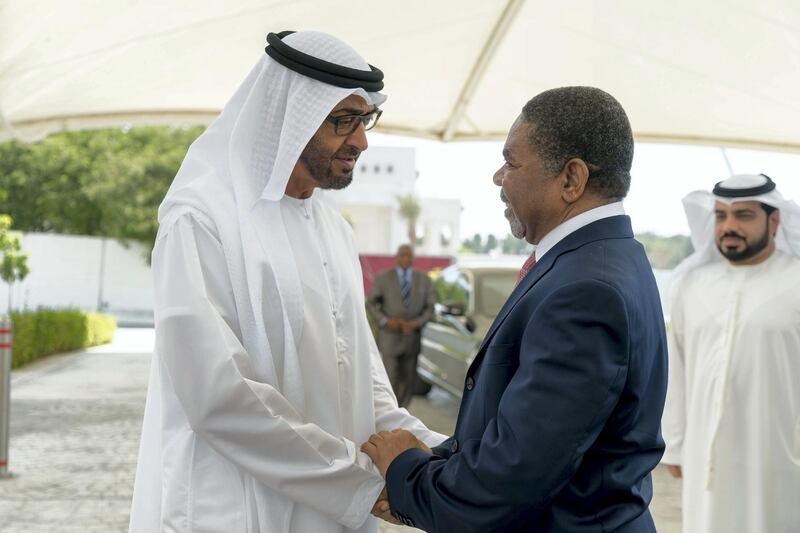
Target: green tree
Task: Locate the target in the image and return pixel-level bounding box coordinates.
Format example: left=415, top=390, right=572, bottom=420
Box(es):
left=460, top=233, right=483, bottom=253
left=483, top=234, right=498, bottom=253
left=636, top=233, right=693, bottom=269
left=0, top=215, right=30, bottom=314
left=501, top=233, right=534, bottom=255
left=0, top=126, right=204, bottom=256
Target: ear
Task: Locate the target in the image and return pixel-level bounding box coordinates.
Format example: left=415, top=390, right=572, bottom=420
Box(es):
left=768, top=209, right=780, bottom=237
left=560, top=158, right=590, bottom=204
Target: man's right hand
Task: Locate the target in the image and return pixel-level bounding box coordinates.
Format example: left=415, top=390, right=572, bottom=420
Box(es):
left=664, top=464, right=682, bottom=478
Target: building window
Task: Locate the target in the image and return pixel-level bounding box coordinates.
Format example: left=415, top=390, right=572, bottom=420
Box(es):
left=387, top=165, right=394, bottom=174
left=440, top=225, right=453, bottom=247
left=374, top=164, right=381, bottom=173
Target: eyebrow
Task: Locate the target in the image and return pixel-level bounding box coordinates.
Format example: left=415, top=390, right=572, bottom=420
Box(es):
left=331, top=106, right=375, bottom=116
left=715, top=208, right=757, bottom=215
left=502, top=147, right=513, bottom=161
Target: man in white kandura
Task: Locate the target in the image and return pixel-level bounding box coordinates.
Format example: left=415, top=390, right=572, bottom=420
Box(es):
left=129, top=31, right=445, bottom=532
left=661, top=174, right=800, bottom=533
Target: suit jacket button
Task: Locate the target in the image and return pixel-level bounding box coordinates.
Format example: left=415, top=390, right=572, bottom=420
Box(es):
left=465, top=376, right=475, bottom=391
left=450, top=439, right=459, bottom=453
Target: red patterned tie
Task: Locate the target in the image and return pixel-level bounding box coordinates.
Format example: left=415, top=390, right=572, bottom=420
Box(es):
left=516, top=253, right=537, bottom=286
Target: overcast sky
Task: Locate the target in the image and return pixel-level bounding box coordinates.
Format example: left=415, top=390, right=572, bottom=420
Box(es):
left=370, top=133, right=800, bottom=239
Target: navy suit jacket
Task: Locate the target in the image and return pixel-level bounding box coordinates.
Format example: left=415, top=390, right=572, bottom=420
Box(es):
left=385, top=215, right=668, bottom=532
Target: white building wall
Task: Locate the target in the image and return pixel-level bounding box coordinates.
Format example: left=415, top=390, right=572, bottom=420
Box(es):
left=417, top=198, right=462, bottom=256
left=334, top=146, right=461, bottom=256
left=340, top=204, right=393, bottom=254
left=1, top=233, right=154, bottom=326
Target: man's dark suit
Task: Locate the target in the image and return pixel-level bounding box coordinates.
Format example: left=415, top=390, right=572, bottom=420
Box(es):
left=385, top=216, right=668, bottom=532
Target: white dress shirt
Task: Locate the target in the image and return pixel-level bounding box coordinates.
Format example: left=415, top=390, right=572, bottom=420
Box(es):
left=535, top=202, right=626, bottom=262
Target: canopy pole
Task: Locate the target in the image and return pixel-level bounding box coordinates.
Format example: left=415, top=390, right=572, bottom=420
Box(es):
left=441, top=0, right=525, bottom=141
left=720, top=147, right=735, bottom=175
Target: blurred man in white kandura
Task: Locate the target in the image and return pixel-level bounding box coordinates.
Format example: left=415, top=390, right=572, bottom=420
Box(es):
left=661, top=174, right=800, bottom=532
left=129, top=30, right=444, bottom=533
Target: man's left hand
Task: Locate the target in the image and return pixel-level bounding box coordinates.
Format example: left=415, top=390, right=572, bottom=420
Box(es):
left=361, top=429, right=431, bottom=477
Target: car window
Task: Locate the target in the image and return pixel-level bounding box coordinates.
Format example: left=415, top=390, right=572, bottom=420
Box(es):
left=475, top=272, right=517, bottom=317
left=433, top=267, right=471, bottom=311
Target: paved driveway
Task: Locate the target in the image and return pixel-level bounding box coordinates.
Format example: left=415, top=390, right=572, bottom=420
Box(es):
left=0, top=328, right=680, bottom=532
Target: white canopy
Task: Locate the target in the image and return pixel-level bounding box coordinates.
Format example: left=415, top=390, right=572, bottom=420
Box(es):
left=1, top=0, right=798, bottom=150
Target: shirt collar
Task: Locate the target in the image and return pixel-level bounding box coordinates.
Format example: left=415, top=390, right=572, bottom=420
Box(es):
left=535, top=201, right=626, bottom=262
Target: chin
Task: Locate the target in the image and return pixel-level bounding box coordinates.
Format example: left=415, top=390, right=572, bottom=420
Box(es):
left=319, top=173, right=353, bottom=190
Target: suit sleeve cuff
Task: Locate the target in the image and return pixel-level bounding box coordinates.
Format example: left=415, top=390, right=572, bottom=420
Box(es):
left=385, top=448, right=432, bottom=514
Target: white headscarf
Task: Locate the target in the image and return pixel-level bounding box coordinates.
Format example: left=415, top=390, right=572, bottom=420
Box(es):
left=156, top=31, right=386, bottom=416
left=672, top=174, right=800, bottom=281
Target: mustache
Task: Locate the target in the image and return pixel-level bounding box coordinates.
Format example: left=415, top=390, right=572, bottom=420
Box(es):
left=334, top=147, right=361, bottom=159
left=720, top=231, right=745, bottom=240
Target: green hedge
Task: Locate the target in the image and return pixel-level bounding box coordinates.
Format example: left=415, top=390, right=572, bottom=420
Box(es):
left=8, top=308, right=117, bottom=368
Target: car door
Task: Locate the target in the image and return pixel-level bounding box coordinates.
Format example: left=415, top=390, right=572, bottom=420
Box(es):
left=419, top=266, right=479, bottom=397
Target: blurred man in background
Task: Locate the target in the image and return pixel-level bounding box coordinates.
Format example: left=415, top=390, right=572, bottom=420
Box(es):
left=367, top=244, right=435, bottom=407
left=662, top=174, right=800, bottom=533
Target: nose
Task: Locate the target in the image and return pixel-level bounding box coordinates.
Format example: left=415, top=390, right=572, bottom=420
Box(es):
left=345, top=123, right=369, bottom=152
left=493, top=166, right=504, bottom=186
left=720, top=216, right=739, bottom=234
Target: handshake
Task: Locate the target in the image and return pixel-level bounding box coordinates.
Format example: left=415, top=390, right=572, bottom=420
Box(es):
left=360, top=429, right=432, bottom=525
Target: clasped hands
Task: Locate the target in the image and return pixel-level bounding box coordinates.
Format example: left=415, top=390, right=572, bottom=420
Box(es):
left=384, top=318, right=419, bottom=335
left=361, top=429, right=431, bottom=524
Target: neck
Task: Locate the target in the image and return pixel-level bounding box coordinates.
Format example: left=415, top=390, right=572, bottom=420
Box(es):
left=530, top=196, right=617, bottom=244
left=285, top=173, right=317, bottom=199
left=560, top=196, right=617, bottom=224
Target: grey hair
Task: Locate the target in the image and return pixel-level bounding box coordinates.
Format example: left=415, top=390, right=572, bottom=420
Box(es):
left=521, top=86, right=634, bottom=199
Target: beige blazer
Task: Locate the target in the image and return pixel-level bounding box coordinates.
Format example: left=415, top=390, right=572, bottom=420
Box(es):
left=366, top=268, right=436, bottom=358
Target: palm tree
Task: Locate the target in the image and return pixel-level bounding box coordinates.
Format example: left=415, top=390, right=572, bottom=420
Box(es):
left=397, top=194, right=421, bottom=245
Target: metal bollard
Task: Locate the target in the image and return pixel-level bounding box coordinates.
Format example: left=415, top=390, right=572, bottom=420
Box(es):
left=0, top=320, right=11, bottom=478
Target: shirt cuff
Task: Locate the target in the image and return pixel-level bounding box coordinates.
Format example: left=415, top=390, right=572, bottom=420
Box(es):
left=338, top=447, right=385, bottom=529
left=339, top=475, right=384, bottom=529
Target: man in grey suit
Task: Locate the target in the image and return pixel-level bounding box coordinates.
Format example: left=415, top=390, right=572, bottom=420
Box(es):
left=367, top=244, right=436, bottom=407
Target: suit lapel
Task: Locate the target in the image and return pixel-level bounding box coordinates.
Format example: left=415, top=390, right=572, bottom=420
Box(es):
left=387, top=269, right=403, bottom=304
left=470, top=215, right=633, bottom=368
left=472, top=249, right=557, bottom=358
left=407, top=270, right=417, bottom=308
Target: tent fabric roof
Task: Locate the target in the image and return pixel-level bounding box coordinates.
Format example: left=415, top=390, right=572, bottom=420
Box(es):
left=1, top=0, right=799, bottom=151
